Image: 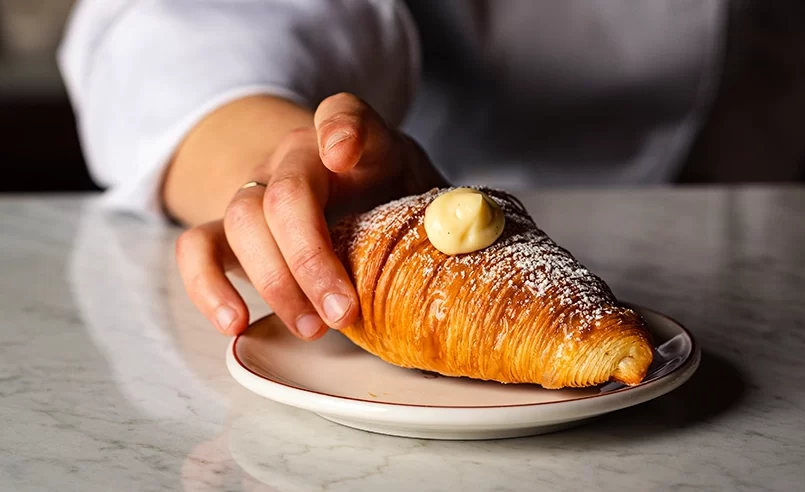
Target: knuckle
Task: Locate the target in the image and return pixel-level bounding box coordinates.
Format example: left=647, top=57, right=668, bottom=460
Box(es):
left=223, top=194, right=257, bottom=233
left=254, top=268, right=295, bottom=302
left=175, top=227, right=208, bottom=258
left=288, top=246, right=328, bottom=280
left=264, top=174, right=308, bottom=213
left=185, top=272, right=209, bottom=297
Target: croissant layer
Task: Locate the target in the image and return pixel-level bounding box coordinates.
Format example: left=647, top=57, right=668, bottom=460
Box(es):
left=330, top=188, right=653, bottom=389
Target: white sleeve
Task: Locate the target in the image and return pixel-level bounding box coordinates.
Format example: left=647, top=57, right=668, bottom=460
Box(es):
left=58, top=0, right=420, bottom=221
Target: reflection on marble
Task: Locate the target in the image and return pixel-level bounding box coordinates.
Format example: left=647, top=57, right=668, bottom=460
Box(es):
left=0, top=187, right=804, bottom=491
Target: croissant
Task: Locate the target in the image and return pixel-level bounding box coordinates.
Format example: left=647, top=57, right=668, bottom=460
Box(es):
left=329, top=187, right=653, bottom=389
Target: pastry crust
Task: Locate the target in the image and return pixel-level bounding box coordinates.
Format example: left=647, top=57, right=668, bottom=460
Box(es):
left=330, top=187, right=654, bottom=389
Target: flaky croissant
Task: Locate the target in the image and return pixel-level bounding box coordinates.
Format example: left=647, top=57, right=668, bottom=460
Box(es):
left=330, top=187, right=653, bottom=389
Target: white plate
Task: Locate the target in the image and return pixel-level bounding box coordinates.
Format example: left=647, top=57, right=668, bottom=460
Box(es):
left=226, top=305, right=700, bottom=440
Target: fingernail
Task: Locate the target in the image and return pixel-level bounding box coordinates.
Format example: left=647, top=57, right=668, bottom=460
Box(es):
left=216, top=306, right=238, bottom=333
left=324, top=131, right=351, bottom=153
left=322, top=293, right=351, bottom=324
left=296, top=313, right=324, bottom=339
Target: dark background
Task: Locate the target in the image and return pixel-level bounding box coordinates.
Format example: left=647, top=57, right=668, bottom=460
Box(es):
left=0, top=1, right=803, bottom=195
left=0, top=0, right=98, bottom=193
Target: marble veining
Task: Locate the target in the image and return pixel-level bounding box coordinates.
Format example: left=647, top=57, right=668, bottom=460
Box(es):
left=1, top=187, right=804, bottom=491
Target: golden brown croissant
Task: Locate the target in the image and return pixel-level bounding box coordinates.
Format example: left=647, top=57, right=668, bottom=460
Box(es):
left=330, top=187, right=653, bottom=389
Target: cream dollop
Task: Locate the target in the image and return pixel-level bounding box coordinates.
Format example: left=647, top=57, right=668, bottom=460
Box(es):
left=423, top=188, right=505, bottom=255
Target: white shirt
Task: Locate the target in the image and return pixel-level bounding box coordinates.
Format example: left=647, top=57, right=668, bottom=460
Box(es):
left=58, top=0, right=728, bottom=221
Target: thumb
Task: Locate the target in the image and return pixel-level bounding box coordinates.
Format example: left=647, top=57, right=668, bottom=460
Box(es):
left=313, top=92, right=395, bottom=174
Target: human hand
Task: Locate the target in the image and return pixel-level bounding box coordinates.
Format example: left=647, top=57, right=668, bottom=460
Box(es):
left=175, top=93, right=446, bottom=340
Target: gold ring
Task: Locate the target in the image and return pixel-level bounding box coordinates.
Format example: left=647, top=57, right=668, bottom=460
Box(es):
left=240, top=181, right=267, bottom=191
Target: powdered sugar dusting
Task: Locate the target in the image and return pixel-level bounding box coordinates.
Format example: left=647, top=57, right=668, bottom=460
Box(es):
left=331, top=187, right=623, bottom=339
left=461, top=189, right=618, bottom=332
left=344, top=188, right=441, bottom=247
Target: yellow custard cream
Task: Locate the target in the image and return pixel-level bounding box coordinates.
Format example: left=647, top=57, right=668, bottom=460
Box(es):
left=424, top=188, right=505, bottom=255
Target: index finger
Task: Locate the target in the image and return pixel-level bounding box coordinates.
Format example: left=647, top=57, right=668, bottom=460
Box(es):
left=263, top=130, right=360, bottom=329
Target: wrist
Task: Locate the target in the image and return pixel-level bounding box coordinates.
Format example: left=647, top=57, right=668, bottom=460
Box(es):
left=162, top=95, right=314, bottom=226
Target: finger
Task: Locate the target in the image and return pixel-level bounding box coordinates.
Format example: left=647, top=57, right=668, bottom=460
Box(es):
left=175, top=221, right=249, bottom=336
left=313, top=92, right=396, bottom=174
left=224, top=184, right=327, bottom=341
left=263, top=132, right=360, bottom=329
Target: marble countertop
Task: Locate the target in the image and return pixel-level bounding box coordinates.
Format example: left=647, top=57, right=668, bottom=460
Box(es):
left=1, top=186, right=804, bottom=491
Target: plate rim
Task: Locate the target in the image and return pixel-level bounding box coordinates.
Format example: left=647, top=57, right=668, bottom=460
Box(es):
left=227, top=304, right=700, bottom=419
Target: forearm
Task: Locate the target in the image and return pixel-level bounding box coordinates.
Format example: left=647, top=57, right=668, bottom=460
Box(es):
left=60, top=1, right=417, bottom=221
left=162, top=95, right=313, bottom=226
